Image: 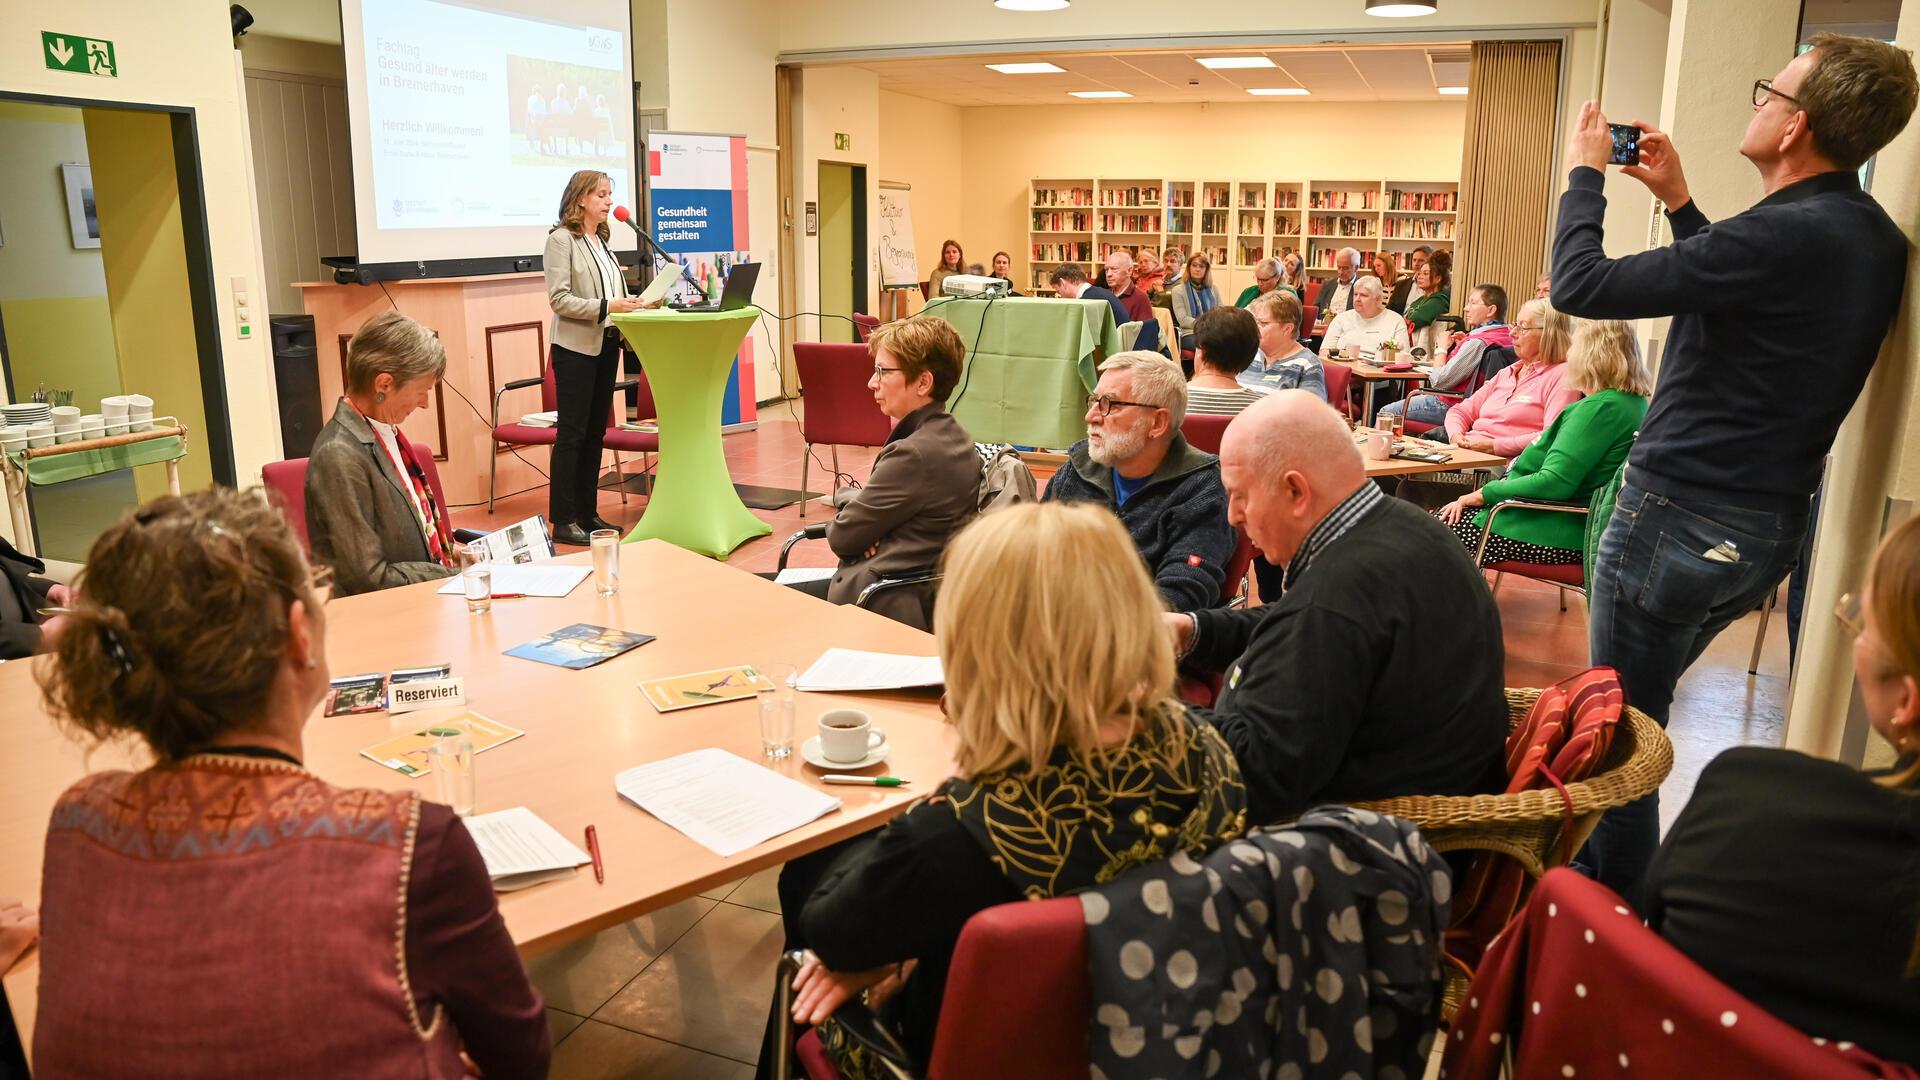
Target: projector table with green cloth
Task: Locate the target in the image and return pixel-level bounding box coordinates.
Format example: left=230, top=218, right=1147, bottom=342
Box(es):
left=921, top=296, right=1120, bottom=449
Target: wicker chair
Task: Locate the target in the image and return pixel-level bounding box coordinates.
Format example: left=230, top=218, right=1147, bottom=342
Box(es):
left=1351, top=687, right=1673, bottom=1019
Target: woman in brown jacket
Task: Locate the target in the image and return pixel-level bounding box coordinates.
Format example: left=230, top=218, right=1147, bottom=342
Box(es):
left=802, top=318, right=980, bottom=630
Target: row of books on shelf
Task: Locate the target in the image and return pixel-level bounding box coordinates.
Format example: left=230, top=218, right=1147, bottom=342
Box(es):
left=1166, top=189, right=1195, bottom=207
left=1308, top=215, right=1378, bottom=238
left=1238, top=214, right=1266, bottom=234
left=1098, top=213, right=1162, bottom=232
left=1310, top=190, right=1382, bottom=210
left=1034, top=187, right=1094, bottom=206
left=1304, top=242, right=1376, bottom=269
left=1202, top=187, right=1234, bottom=207
left=1099, top=186, right=1161, bottom=207
left=1200, top=210, right=1229, bottom=230
left=1241, top=194, right=1268, bottom=209
left=1388, top=190, right=1457, bottom=211
left=1032, top=242, right=1093, bottom=262
left=1032, top=211, right=1091, bottom=231
left=1381, top=218, right=1457, bottom=240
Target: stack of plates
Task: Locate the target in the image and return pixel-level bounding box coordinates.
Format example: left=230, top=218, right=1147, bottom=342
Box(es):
left=2, top=402, right=53, bottom=429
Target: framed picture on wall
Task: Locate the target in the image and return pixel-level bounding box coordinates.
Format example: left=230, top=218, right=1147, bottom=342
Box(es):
left=61, top=163, right=100, bottom=250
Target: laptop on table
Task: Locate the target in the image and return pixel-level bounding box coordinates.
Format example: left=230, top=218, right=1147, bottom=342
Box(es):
left=672, top=262, right=760, bottom=312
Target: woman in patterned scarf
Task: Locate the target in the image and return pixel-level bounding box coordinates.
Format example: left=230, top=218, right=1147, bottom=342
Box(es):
left=784, top=502, right=1247, bottom=1078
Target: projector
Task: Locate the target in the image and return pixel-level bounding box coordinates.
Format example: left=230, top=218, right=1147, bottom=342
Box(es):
left=940, top=274, right=1011, bottom=299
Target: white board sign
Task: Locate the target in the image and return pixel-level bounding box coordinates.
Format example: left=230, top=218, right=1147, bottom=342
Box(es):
left=877, top=184, right=918, bottom=290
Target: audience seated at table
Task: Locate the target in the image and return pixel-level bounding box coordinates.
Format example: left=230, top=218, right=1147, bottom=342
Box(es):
left=928, top=239, right=964, bottom=297
left=988, top=250, right=1021, bottom=295
left=1233, top=257, right=1291, bottom=308
left=1319, top=275, right=1413, bottom=364
left=1103, top=251, right=1160, bottom=352
left=1376, top=282, right=1511, bottom=429
left=1169, top=251, right=1220, bottom=350
left=1639, top=514, right=1920, bottom=1065
left=1044, top=352, right=1237, bottom=613
left=1167, top=391, right=1506, bottom=824
left=29, top=488, right=549, bottom=1076
left=1320, top=247, right=1363, bottom=316
left=1241, top=290, right=1327, bottom=402
left=0, top=535, right=69, bottom=661
left=1184, top=307, right=1265, bottom=417
left=1048, top=263, right=1130, bottom=328
left=1439, top=297, right=1580, bottom=458
left=305, top=310, right=459, bottom=597
left=1437, top=319, right=1651, bottom=566
left=785, top=502, right=1248, bottom=1079
left=792, top=318, right=980, bottom=630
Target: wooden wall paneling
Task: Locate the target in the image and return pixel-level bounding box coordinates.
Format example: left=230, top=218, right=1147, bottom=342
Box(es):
left=1455, top=41, right=1562, bottom=307
left=244, top=70, right=355, bottom=315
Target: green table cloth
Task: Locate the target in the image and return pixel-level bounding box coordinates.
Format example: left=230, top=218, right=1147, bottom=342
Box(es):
left=6, top=434, right=186, bottom=485
left=611, top=307, right=770, bottom=558
left=922, top=296, right=1120, bottom=449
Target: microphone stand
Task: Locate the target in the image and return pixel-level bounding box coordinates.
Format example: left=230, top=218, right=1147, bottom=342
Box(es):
left=614, top=214, right=711, bottom=301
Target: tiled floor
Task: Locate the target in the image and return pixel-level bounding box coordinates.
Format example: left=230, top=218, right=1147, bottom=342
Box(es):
left=452, top=408, right=1791, bottom=1076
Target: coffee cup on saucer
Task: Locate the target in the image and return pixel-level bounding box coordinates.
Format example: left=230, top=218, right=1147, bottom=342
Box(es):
left=817, top=709, right=888, bottom=764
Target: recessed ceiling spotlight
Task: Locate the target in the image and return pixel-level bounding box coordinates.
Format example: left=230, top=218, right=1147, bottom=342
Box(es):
left=1366, top=0, right=1438, bottom=15
left=1197, top=56, right=1277, bottom=69
left=993, top=0, right=1071, bottom=9
left=986, top=62, right=1066, bottom=74
left=1069, top=90, right=1132, bottom=98
left=1437, top=85, right=1468, bottom=95
left=1248, top=87, right=1311, bottom=96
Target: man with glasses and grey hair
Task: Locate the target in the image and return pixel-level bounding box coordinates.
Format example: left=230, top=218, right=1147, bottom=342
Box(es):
left=1551, top=34, right=1918, bottom=905
left=1044, top=351, right=1235, bottom=612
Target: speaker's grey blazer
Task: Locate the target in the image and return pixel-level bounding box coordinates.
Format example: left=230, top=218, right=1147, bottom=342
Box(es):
left=544, top=226, right=631, bottom=356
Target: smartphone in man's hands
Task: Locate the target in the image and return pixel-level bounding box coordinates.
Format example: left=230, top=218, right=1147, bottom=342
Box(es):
left=1607, top=123, right=1641, bottom=166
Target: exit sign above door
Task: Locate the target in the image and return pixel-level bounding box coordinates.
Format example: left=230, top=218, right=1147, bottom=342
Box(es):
left=42, top=31, right=117, bottom=77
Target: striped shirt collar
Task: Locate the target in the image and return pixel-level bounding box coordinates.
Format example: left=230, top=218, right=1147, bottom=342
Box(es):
left=1283, top=482, right=1385, bottom=591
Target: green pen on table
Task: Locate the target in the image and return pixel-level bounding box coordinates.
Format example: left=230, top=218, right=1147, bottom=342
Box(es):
left=821, top=775, right=909, bottom=787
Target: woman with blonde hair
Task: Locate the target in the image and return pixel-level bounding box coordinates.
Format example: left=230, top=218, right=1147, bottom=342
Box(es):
left=780, top=502, right=1246, bottom=1079
left=1639, top=513, right=1920, bottom=1062
left=1437, top=319, right=1650, bottom=565
left=1441, top=296, right=1582, bottom=458
left=30, top=489, right=549, bottom=1075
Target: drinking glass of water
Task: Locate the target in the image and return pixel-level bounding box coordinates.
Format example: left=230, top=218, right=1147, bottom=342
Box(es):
left=757, top=662, right=797, bottom=759
left=458, top=544, right=491, bottom=614
left=591, top=529, right=620, bottom=596
left=428, top=735, right=476, bottom=815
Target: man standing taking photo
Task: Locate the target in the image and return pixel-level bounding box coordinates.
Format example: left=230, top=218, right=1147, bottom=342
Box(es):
left=1552, top=35, right=1917, bottom=903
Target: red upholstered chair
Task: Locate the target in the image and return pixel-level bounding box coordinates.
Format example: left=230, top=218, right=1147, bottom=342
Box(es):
left=1444, top=869, right=1914, bottom=1080
left=1303, top=279, right=1322, bottom=307
left=852, top=312, right=881, bottom=342
left=489, top=362, right=558, bottom=512
left=780, top=896, right=1090, bottom=1080
left=793, top=341, right=892, bottom=517
left=1179, top=412, right=1232, bottom=455
left=1176, top=525, right=1257, bottom=708
left=262, top=458, right=311, bottom=556
left=1475, top=498, right=1591, bottom=613
left=1322, top=355, right=1356, bottom=420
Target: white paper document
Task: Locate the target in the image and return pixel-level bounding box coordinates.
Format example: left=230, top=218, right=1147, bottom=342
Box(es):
left=637, top=262, right=685, bottom=306
left=773, top=566, right=836, bottom=586
left=615, top=748, right=841, bottom=858
left=436, top=563, right=592, bottom=597
left=464, top=806, right=593, bottom=892
left=796, top=648, right=944, bottom=692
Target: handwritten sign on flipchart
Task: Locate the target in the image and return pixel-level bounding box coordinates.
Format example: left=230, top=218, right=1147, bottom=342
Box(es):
left=877, top=184, right=918, bottom=289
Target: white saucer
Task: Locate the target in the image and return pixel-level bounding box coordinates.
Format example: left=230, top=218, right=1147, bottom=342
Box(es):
left=800, top=735, right=889, bottom=770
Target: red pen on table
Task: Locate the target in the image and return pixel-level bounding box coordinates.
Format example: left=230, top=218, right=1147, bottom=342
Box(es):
left=585, top=824, right=604, bottom=884
left=489, top=593, right=528, bottom=599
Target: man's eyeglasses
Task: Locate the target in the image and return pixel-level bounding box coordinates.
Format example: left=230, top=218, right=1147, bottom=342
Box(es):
left=871, top=365, right=903, bottom=379
left=1752, top=78, right=1803, bottom=110
left=1086, top=394, right=1161, bottom=418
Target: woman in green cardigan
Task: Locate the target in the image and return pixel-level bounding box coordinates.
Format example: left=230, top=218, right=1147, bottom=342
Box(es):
left=1437, top=318, right=1651, bottom=565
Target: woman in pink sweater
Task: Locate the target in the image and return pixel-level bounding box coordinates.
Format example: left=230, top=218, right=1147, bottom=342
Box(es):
left=1443, top=297, right=1581, bottom=458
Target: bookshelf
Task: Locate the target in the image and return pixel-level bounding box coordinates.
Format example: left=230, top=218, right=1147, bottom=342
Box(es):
left=1025, top=176, right=1457, bottom=295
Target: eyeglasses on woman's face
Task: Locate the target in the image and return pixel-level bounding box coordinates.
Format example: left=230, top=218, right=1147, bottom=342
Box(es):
left=871, top=365, right=903, bottom=379
left=1512, top=322, right=1541, bottom=334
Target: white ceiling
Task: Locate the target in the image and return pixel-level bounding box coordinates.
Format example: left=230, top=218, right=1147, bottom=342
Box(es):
left=855, top=44, right=1475, bottom=107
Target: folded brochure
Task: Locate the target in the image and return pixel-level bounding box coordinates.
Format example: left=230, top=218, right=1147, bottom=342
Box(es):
left=359, top=711, right=524, bottom=777
left=639, top=665, right=777, bottom=713
left=505, top=623, right=655, bottom=669
left=325, top=663, right=451, bottom=716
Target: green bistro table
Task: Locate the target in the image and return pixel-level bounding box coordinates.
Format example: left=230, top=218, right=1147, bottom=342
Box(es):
left=923, top=296, right=1121, bottom=449
left=611, top=307, right=770, bottom=557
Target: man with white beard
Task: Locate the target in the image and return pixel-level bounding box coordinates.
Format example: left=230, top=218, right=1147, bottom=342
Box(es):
left=1042, top=351, right=1236, bottom=612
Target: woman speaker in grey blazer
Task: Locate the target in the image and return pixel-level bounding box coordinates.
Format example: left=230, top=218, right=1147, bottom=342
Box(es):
left=545, top=170, right=656, bottom=546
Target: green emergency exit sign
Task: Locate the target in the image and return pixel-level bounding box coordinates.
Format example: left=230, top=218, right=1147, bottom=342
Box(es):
left=42, top=31, right=117, bottom=78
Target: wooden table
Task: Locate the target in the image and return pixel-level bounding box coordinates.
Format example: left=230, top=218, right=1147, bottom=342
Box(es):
left=1325, top=358, right=1430, bottom=423
left=1355, top=428, right=1506, bottom=479
left=1, top=540, right=950, bottom=1045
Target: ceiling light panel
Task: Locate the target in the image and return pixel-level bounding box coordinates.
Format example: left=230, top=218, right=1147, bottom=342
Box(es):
left=1196, top=56, right=1277, bottom=69
left=986, top=62, right=1066, bottom=74
left=1248, top=87, right=1311, bottom=96
left=1069, top=90, right=1132, bottom=98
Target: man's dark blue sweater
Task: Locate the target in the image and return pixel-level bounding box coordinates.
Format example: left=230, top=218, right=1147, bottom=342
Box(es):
left=1551, top=166, right=1908, bottom=511
left=1043, top=434, right=1235, bottom=612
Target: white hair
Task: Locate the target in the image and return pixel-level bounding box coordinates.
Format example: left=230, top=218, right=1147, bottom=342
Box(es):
left=1105, top=250, right=1134, bottom=269
left=1255, top=257, right=1282, bottom=278
left=1352, top=274, right=1385, bottom=299
left=1337, top=247, right=1362, bottom=267
left=1098, top=350, right=1187, bottom=429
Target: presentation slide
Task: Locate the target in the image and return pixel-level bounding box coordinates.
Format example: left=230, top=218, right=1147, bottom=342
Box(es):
left=341, top=0, right=637, bottom=267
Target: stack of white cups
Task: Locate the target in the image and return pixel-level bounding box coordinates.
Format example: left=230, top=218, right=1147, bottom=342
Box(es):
left=128, top=394, right=154, bottom=432
left=51, top=406, right=82, bottom=444
left=101, top=396, right=130, bottom=436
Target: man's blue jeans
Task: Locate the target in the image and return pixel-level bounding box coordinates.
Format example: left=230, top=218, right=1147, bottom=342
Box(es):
left=1581, top=478, right=1808, bottom=905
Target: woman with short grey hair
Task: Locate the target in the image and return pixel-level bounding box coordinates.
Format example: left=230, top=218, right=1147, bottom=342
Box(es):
left=303, top=310, right=459, bottom=596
